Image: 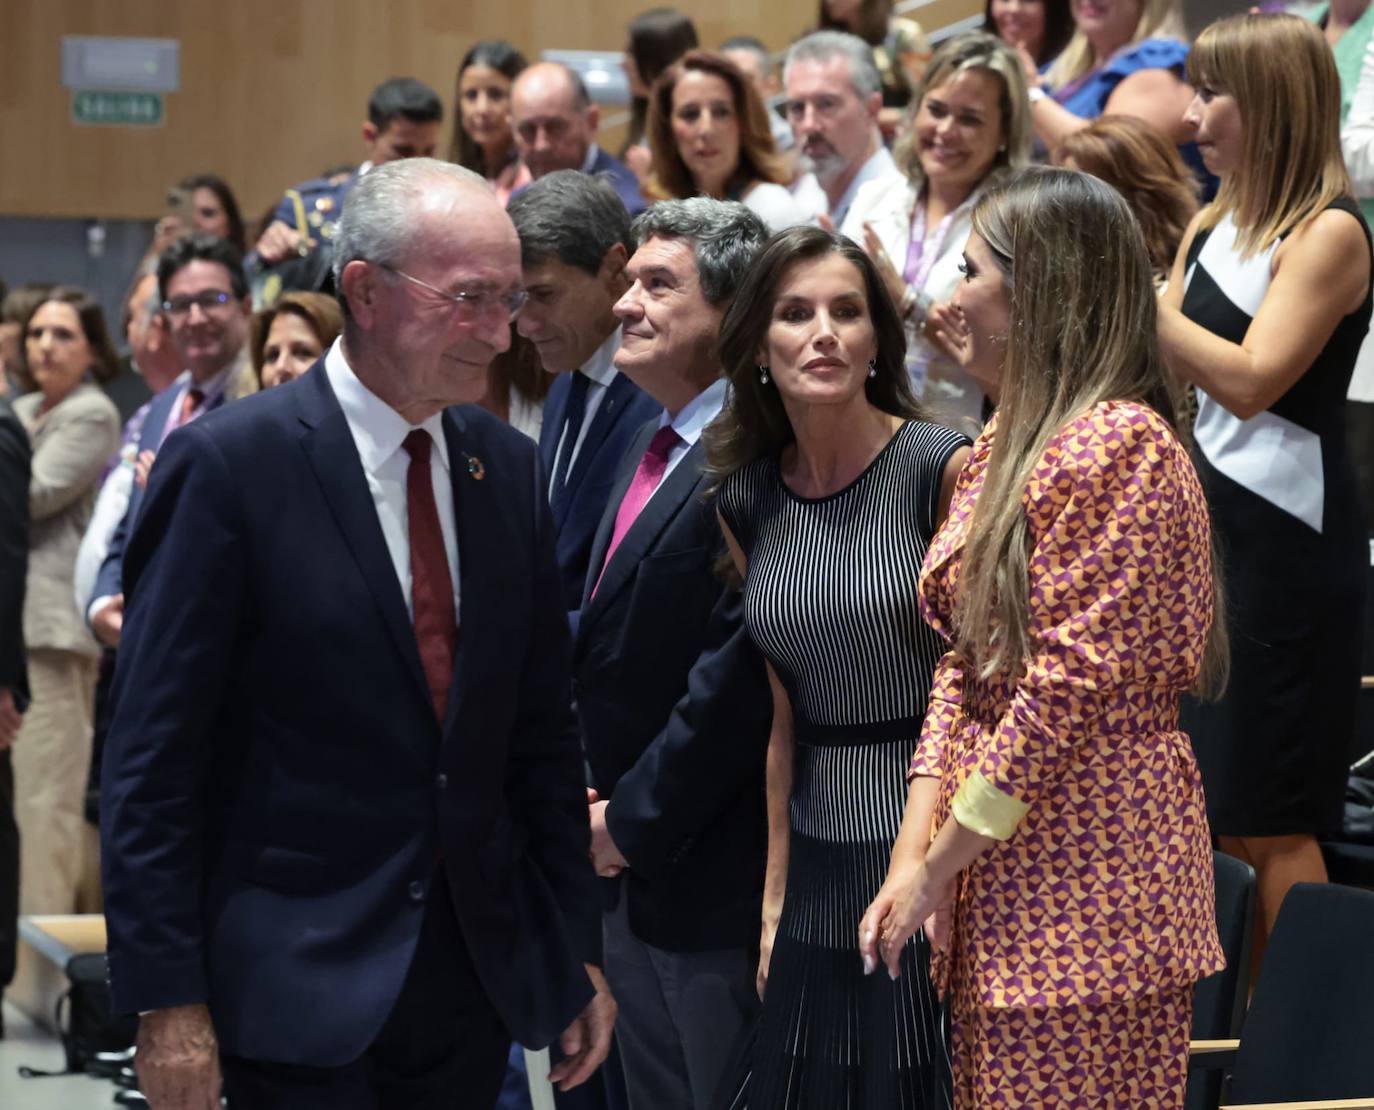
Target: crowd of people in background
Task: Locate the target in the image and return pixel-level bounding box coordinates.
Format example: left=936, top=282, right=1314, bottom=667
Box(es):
left=1, top=1, right=1372, bottom=1108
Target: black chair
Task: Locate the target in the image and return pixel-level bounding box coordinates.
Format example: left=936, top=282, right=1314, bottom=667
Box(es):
left=1185, top=852, right=1255, bottom=1110
left=1196, top=883, right=1374, bottom=1107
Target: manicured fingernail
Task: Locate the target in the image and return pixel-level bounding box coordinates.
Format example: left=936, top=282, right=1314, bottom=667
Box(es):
left=863, top=929, right=873, bottom=945
left=862, top=954, right=875, bottom=975
left=889, top=966, right=900, bottom=981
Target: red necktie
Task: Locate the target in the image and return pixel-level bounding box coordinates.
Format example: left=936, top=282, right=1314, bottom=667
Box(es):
left=403, top=430, right=457, bottom=721
left=177, top=387, right=204, bottom=428
left=592, top=425, right=681, bottom=597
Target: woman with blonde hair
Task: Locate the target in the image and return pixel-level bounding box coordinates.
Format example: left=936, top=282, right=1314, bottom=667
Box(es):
left=1020, top=0, right=1194, bottom=157
left=1055, top=114, right=1199, bottom=281
left=843, top=31, right=1032, bottom=434
left=1159, top=12, right=1372, bottom=973
left=646, top=50, right=812, bottom=231
left=860, top=167, right=1227, bottom=1107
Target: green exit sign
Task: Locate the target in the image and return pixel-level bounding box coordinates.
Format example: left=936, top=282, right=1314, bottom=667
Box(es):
left=72, top=90, right=164, bottom=127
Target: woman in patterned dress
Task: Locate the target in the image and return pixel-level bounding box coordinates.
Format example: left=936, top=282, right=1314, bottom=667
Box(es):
left=1157, top=13, right=1373, bottom=978
left=860, top=167, right=1228, bottom=1107
left=706, top=226, right=969, bottom=1108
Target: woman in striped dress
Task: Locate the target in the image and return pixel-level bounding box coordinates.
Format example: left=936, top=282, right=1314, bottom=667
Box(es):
left=705, top=225, right=969, bottom=1109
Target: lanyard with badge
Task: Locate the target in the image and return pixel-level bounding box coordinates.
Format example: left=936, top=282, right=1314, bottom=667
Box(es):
left=901, top=188, right=976, bottom=396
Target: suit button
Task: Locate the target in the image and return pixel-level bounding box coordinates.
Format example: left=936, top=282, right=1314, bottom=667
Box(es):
left=408, top=880, right=425, bottom=902
left=435, top=773, right=448, bottom=790
left=571, top=679, right=582, bottom=700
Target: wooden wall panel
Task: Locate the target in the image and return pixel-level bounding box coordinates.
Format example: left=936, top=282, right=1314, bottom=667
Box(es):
left=0, top=0, right=980, bottom=221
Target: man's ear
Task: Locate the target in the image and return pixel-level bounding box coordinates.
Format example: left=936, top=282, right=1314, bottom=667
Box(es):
left=361, top=121, right=379, bottom=148
left=864, top=91, right=883, bottom=124
left=586, top=103, right=601, bottom=132
left=599, top=242, right=629, bottom=289
left=340, top=260, right=379, bottom=328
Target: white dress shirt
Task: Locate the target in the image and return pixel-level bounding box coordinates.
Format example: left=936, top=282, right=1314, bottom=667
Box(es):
left=791, top=144, right=902, bottom=229
left=324, top=340, right=461, bottom=623
left=549, top=329, right=622, bottom=499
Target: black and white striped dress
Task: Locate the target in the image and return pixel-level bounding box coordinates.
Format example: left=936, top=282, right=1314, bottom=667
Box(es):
left=715, top=419, right=965, bottom=1110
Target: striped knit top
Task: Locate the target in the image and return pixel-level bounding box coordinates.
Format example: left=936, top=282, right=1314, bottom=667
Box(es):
left=718, top=419, right=969, bottom=730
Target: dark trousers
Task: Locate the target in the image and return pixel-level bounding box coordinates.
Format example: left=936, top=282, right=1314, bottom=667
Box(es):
left=602, top=890, right=757, bottom=1110
left=0, top=747, right=16, bottom=988
left=222, top=870, right=509, bottom=1109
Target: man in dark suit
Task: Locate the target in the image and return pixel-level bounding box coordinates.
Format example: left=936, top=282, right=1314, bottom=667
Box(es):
left=100, top=159, right=614, bottom=1109
left=0, top=398, right=29, bottom=1025
left=511, top=65, right=646, bottom=217
left=574, top=199, right=772, bottom=1110
left=87, top=233, right=253, bottom=649
left=508, top=171, right=659, bottom=625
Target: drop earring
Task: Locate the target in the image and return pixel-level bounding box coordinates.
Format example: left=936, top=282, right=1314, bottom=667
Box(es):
left=758, top=364, right=770, bottom=385
left=868, top=359, right=877, bottom=379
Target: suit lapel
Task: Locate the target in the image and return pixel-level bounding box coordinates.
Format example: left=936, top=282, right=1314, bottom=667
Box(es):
left=581, top=438, right=706, bottom=622
left=438, top=408, right=489, bottom=740
left=296, top=367, right=431, bottom=710
left=537, top=373, right=568, bottom=477
left=556, top=373, right=635, bottom=528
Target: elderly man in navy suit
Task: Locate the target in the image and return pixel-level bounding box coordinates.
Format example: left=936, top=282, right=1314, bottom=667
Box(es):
left=511, top=64, right=646, bottom=217
left=100, top=159, right=614, bottom=1110
left=574, top=199, right=772, bottom=1110
left=508, top=171, right=659, bottom=626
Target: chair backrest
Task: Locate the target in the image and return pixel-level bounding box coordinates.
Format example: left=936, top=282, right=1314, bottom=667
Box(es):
left=1185, top=851, right=1256, bottom=1110
left=1192, top=851, right=1255, bottom=1040
left=1226, top=882, right=1374, bottom=1103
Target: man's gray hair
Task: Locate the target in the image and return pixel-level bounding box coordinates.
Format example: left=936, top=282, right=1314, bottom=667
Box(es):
left=630, top=198, right=769, bottom=306
left=331, top=158, right=487, bottom=289
left=784, top=31, right=882, bottom=100
left=507, top=170, right=631, bottom=275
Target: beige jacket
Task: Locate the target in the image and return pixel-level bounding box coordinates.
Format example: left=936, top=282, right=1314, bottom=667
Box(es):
left=14, top=384, right=120, bottom=657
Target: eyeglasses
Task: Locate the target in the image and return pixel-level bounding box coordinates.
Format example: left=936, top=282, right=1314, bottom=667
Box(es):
left=162, top=290, right=234, bottom=317
left=381, top=265, right=528, bottom=320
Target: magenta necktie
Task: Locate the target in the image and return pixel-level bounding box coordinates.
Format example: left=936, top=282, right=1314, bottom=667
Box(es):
left=592, top=425, right=681, bottom=597
left=403, top=430, right=457, bottom=721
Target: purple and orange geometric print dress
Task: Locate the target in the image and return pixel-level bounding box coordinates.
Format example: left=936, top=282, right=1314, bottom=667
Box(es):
left=910, top=401, right=1225, bottom=1108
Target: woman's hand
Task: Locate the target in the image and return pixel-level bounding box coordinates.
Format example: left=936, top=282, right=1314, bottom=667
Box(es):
left=862, top=223, right=909, bottom=312
left=926, top=302, right=969, bottom=364
left=1015, top=43, right=1043, bottom=89
left=757, top=911, right=780, bottom=1000
left=858, top=858, right=954, bottom=979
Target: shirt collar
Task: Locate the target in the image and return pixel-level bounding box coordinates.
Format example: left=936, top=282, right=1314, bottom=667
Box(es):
left=663, top=377, right=728, bottom=447
left=323, top=338, right=451, bottom=476
left=179, top=356, right=237, bottom=402
left=834, top=145, right=899, bottom=225
left=580, top=144, right=601, bottom=175
left=580, top=329, right=621, bottom=387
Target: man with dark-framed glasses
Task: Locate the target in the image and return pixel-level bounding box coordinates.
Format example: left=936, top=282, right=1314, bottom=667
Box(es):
left=86, top=233, right=254, bottom=648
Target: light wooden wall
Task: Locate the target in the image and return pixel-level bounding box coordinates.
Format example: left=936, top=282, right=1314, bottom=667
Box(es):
left=0, top=0, right=980, bottom=222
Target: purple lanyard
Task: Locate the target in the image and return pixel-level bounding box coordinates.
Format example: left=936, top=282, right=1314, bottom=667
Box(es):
left=902, top=190, right=973, bottom=295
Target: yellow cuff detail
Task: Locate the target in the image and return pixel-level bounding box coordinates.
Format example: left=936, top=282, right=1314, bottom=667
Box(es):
left=951, top=770, right=1029, bottom=841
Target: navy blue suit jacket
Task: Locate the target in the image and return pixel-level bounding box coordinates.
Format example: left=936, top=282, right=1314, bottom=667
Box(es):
left=539, top=367, right=659, bottom=624
left=100, top=363, right=599, bottom=1064
left=512, top=148, right=645, bottom=217
left=573, top=419, right=771, bottom=952
left=89, top=381, right=217, bottom=610
left=587, top=147, right=647, bottom=217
